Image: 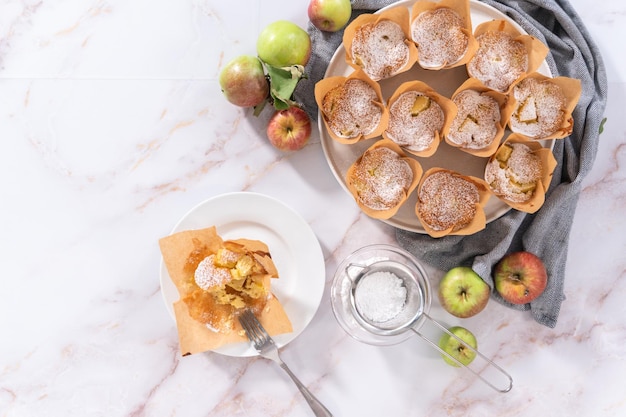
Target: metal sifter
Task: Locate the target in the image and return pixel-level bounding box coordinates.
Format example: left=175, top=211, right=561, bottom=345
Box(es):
left=331, top=244, right=513, bottom=393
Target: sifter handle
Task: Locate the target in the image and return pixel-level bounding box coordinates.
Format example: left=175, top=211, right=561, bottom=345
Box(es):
left=411, top=314, right=513, bottom=393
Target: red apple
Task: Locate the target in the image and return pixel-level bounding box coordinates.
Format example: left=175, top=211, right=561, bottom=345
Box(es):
left=266, top=106, right=311, bottom=151
left=219, top=55, right=269, bottom=107
left=308, top=0, right=352, bottom=32
left=494, top=251, right=547, bottom=304
left=257, top=21, right=311, bottom=67
left=438, top=266, right=490, bottom=318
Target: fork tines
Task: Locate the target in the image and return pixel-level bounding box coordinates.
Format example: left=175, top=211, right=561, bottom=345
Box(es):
left=239, top=309, right=271, bottom=349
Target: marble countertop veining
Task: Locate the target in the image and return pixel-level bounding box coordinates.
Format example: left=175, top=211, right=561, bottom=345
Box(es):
left=1, top=0, right=625, bottom=416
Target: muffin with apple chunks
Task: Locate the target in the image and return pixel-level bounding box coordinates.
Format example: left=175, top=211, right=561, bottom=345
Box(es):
left=383, top=81, right=457, bottom=157
left=346, top=139, right=422, bottom=219
left=484, top=134, right=557, bottom=213
left=508, top=73, right=582, bottom=140
left=446, top=78, right=515, bottom=157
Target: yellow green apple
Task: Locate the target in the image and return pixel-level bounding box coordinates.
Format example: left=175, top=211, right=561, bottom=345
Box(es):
left=438, top=266, right=490, bottom=318
left=219, top=55, right=268, bottom=107
left=308, top=0, right=352, bottom=32
left=257, top=20, right=311, bottom=67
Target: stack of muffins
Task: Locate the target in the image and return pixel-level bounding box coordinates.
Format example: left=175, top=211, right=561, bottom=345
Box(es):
left=314, top=0, right=581, bottom=238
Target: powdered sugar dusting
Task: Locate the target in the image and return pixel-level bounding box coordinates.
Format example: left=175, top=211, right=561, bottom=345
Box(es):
left=194, top=255, right=231, bottom=290
left=418, top=171, right=479, bottom=231
left=411, top=7, right=469, bottom=68
left=322, top=79, right=382, bottom=138
left=386, top=91, right=444, bottom=152
left=351, top=19, right=410, bottom=80
left=467, top=31, right=528, bottom=92
left=509, top=77, right=567, bottom=138
left=448, top=89, right=500, bottom=149
left=485, top=143, right=542, bottom=202
left=350, top=147, right=413, bottom=211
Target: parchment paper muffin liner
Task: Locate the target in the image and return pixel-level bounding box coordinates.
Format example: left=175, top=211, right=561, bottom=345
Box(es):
left=445, top=77, right=516, bottom=157
left=468, top=19, right=549, bottom=94
left=346, top=139, right=423, bottom=220
left=409, top=0, right=479, bottom=70
left=314, top=69, right=389, bottom=144
left=383, top=80, right=457, bottom=157
left=485, top=133, right=558, bottom=213
left=159, top=226, right=292, bottom=356
left=508, top=72, right=582, bottom=140
left=342, top=7, right=418, bottom=81
left=415, top=167, right=491, bottom=238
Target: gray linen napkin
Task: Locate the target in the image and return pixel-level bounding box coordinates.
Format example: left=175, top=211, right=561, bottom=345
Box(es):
left=294, top=0, right=608, bottom=328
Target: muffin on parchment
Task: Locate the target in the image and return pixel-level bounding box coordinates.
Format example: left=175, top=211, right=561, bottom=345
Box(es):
left=315, top=69, right=389, bottom=144
left=409, top=0, right=478, bottom=70
left=508, top=72, right=582, bottom=140
left=416, top=168, right=491, bottom=238
left=343, top=7, right=418, bottom=81
left=446, top=78, right=516, bottom=157
left=383, top=81, right=457, bottom=157
left=484, top=134, right=557, bottom=213
left=467, top=19, right=549, bottom=93
left=346, top=139, right=423, bottom=219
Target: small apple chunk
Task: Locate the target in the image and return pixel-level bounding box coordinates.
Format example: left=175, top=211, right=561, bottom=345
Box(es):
left=308, top=0, right=352, bottom=32
left=438, top=326, right=478, bottom=367
left=494, top=251, right=547, bottom=304
left=438, top=266, right=490, bottom=318
left=266, top=106, right=311, bottom=151
left=257, top=20, right=312, bottom=67
left=219, top=55, right=269, bottom=108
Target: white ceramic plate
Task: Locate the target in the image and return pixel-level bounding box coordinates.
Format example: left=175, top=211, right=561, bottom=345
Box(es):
left=319, top=0, right=552, bottom=233
left=159, top=192, right=325, bottom=357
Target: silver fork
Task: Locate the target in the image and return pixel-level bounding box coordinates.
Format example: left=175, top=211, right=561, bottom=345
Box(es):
left=238, top=309, right=333, bottom=417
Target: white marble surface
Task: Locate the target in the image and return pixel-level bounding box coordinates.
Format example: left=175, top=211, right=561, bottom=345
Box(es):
left=1, top=0, right=625, bottom=416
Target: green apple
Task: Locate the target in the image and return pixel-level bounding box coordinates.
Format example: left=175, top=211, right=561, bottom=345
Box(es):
left=308, top=0, right=352, bottom=32
left=438, top=266, right=490, bottom=318
left=494, top=251, right=547, bottom=304
left=257, top=20, right=311, bottom=67
left=438, top=326, right=478, bottom=367
left=219, top=55, right=269, bottom=107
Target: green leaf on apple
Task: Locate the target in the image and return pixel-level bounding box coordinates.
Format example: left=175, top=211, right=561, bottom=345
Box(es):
left=265, top=64, right=306, bottom=110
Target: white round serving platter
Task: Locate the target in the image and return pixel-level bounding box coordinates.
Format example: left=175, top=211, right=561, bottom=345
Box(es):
left=319, top=0, right=552, bottom=233
left=159, top=192, right=326, bottom=357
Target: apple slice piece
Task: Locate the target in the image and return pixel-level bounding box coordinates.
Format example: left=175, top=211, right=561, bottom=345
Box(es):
left=410, top=95, right=431, bottom=116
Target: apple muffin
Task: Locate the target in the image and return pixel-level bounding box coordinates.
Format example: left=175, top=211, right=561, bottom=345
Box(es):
left=484, top=142, right=542, bottom=203
left=416, top=169, right=490, bottom=237
left=383, top=81, right=456, bottom=157
left=509, top=76, right=567, bottom=139
left=315, top=70, right=389, bottom=144
left=484, top=135, right=558, bottom=213
left=346, top=139, right=422, bottom=218
left=344, top=7, right=417, bottom=81
left=467, top=29, right=528, bottom=93
left=447, top=89, right=501, bottom=150
left=409, top=0, right=477, bottom=70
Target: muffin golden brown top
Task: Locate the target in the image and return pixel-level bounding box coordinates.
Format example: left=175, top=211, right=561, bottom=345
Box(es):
left=467, top=30, right=528, bottom=92
left=385, top=91, right=445, bottom=152
left=321, top=78, right=383, bottom=139
left=509, top=76, right=567, bottom=139
left=448, top=89, right=500, bottom=149
left=411, top=7, right=469, bottom=69
left=348, top=146, right=414, bottom=211
left=417, top=170, right=481, bottom=232
left=351, top=19, right=411, bottom=81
